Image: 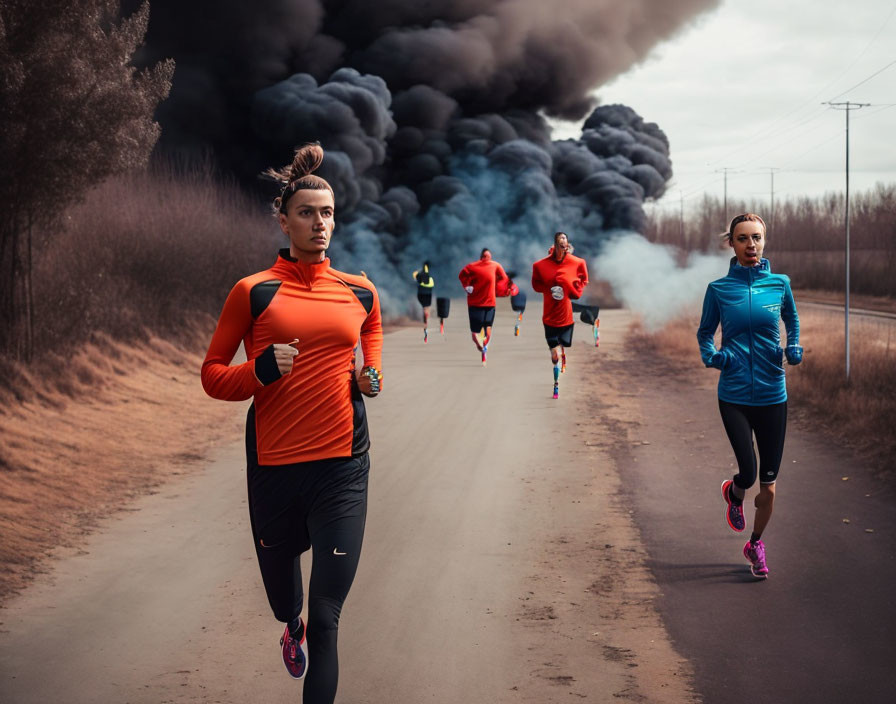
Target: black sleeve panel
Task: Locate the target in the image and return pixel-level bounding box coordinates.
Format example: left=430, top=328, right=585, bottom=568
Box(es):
left=350, top=375, right=371, bottom=457
left=250, top=280, right=283, bottom=319
left=254, top=345, right=283, bottom=385
left=346, top=285, right=374, bottom=314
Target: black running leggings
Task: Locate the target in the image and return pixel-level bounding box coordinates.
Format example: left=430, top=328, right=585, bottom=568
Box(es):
left=718, top=399, right=787, bottom=489
left=247, top=437, right=369, bottom=704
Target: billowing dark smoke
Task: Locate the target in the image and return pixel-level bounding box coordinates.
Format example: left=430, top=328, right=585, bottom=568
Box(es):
left=128, top=0, right=719, bottom=312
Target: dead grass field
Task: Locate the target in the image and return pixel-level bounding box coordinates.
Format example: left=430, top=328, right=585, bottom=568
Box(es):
left=0, top=326, right=244, bottom=602
left=0, top=319, right=415, bottom=605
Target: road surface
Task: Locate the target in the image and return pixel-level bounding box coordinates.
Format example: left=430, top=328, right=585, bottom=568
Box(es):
left=0, top=307, right=693, bottom=703
left=1, top=305, right=894, bottom=703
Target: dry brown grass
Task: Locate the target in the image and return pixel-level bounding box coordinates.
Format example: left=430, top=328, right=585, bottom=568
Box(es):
left=627, top=305, right=896, bottom=476
left=0, top=324, right=242, bottom=602
left=29, top=163, right=280, bottom=352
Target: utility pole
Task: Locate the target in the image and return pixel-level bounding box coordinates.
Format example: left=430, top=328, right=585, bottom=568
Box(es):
left=714, top=168, right=735, bottom=221
left=761, top=167, right=780, bottom=231
left=823, top=101, right=869, bottom=382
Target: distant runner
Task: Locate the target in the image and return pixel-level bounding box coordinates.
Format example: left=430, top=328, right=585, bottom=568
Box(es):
left=697, top=213, right=802, bottom=579
left=458, top=248, right=516, bottom=365
left=412, top=261, right=435, bottom=343
left=511, top=288, right=527, bottom=337
left=531, top=232, right=589, bottom=398
left=201, top=143, right=383, bottom=703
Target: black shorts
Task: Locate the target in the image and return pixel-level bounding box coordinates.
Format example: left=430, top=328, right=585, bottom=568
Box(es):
left=718, top=400, right=787, bottom=487
left=468, top=305, right=496, bottom=332
left=417, top=290, right=432, bottom=307
left=544, top=323, right=574, bottom=349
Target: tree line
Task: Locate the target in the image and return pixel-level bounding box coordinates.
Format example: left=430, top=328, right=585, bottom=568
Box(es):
left=643, top=185, right=896, bottom=296
left=0, top=0, right=172, bottom=361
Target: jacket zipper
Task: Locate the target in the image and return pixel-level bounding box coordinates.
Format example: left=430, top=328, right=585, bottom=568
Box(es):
left=748, top=267, right=755, bottom=403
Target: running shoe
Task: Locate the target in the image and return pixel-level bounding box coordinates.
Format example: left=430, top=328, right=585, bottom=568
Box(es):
left=721, top=479, right=745, bottom=532
left=743, top=540, right=769, bottom=579
left=280, top=621, right=308, bottom=680
left=481, top=345, right=487, bottom=366
left=552, top=383, right=559, bottom=399
left=423, top=328, right=428, bottom=343
left=514, top=324, right=520, bottom=337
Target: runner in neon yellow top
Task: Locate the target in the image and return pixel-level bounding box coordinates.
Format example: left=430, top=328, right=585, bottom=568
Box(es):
left=412, top=261, right=435, bottom=343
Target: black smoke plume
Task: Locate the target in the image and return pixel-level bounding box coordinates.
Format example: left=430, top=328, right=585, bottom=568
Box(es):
left=128, top=0, right=719, bottom=312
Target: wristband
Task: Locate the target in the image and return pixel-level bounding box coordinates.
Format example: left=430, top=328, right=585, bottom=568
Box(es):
left=362, top=366, right=382, bottom=394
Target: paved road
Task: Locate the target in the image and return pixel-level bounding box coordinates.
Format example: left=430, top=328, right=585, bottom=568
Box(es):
left=588, top=334, right=896, bottom=704
left=0, top=306, right=693, bottom=703
left=2, top=304, right=893, bottom=703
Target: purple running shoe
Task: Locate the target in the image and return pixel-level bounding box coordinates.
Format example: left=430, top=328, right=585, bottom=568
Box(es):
left=280, top=621, right=308, bottom=680
left=743, top=539, right=769, bottom=579
left=721, top=479, right=745, bottom=532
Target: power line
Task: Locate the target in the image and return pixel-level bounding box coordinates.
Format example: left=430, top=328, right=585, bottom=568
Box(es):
left=854, top=103, right=896, bottom=118
left=706, top=5, right=896, bottom=167
left=736, top=111, right=831, bottom=169
left=827, top=58, right=896, bottom=102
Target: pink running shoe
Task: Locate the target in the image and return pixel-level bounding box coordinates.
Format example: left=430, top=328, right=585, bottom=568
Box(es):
left=743, top=540, right=769, bottom=579
left=721, top=480, right=745, bottom=532
left=280, top=621, right=308, bottom=680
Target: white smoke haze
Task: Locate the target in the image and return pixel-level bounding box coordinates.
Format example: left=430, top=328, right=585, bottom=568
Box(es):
left=594, top=234, right=729, bottom=331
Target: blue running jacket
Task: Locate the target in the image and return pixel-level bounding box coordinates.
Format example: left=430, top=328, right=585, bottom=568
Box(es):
left=697, top=257, right=800, bottom=406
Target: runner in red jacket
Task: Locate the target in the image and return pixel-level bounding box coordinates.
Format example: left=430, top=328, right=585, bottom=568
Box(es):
left=458, top=248, right=516, bottom=365
left=531, top=232, right=589, bottom=398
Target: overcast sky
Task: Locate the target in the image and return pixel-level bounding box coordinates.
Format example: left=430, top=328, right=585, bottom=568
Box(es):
left=554, top=0, right=896, bottom=215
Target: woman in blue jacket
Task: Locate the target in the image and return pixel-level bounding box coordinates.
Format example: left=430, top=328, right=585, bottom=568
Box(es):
left=697, top=213, right=802, bottom=578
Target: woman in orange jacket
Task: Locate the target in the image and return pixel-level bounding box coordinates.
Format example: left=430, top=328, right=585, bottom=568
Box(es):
left=201, top=144, right=382, bottom=703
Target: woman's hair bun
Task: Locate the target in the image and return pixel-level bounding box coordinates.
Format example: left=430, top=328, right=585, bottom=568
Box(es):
left=288, top=143, right=324, bottom=182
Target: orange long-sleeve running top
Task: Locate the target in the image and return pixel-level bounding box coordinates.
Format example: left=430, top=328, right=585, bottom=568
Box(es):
left=458, top=257, right=513, bottom=307
left=201, top=249, right=383, bottom=466
left=531, top=251, right=589, bottom=327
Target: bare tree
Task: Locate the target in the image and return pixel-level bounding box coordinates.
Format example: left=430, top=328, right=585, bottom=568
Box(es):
left=0, top=0, right=172, bottom=360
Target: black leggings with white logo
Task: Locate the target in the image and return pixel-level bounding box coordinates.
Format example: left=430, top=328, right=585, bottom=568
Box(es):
left=247, top=440, right=369, bottom=704
left=718, top=399, right=787, bottom=488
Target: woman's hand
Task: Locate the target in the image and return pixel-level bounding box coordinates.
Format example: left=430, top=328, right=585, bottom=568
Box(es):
left=708, top=349, right=731, bottom=370
left=357, top=366, right=383, bottom=397
left=785, top=345, right=803, bottom=365
left=272, top=339, right=300, bottom=375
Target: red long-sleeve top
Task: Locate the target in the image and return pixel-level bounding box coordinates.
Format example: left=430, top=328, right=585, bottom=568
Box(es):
left=201, top=250, right=382, bottom=465
left=458, top=258, right=512, bottom=307
left=531, top=252, right=589, bottom=326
